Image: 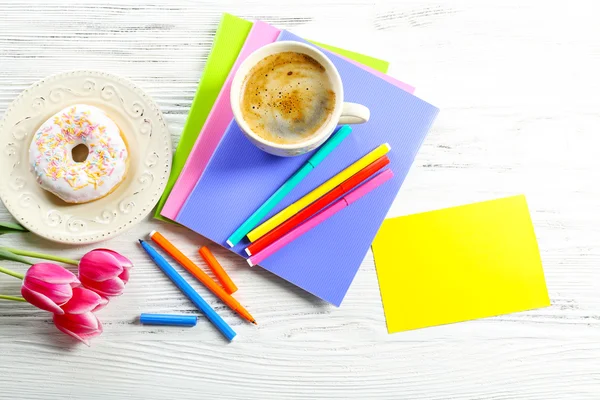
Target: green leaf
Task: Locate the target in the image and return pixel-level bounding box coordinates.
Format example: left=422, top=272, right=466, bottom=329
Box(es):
left=0, top=222, right=28, bottom=234
left=0, top=248, right=34, bottom=265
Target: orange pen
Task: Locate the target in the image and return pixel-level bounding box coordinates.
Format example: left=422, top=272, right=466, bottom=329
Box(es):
left=199, top=246, right=238, bottom=294
left=149, top=231, right=256, bottom=325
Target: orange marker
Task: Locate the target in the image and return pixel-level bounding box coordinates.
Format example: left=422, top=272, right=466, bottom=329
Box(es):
left=149, top=231, right=256, bottom=325
left=199, top=246, right=238, bottom=294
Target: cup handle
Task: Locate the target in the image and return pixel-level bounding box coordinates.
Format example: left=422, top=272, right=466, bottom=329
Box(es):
left=339, top=102, right=370, bottom=125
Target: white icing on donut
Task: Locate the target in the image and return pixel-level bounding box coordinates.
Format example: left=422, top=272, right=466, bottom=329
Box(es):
left=29, top=104, right=129, bottom=203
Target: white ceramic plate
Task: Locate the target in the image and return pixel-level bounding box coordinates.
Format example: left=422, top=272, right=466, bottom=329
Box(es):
left=0, top=70, right=171, bottom=244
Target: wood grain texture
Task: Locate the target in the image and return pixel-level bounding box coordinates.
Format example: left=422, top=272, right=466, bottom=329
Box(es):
left=1, top=0, right=600, bottom=399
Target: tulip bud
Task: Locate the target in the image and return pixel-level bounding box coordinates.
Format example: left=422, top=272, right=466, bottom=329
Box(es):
left=21, top=263, right=80, bottom=314
left=60, top=287, right=106, bottom=314
left=78, top=249, right=132, bottom=297
left=53, top=311, right=103, bottom=346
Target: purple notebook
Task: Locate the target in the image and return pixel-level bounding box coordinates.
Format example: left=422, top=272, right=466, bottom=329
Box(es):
left=176, top=30, right=439, bottom=306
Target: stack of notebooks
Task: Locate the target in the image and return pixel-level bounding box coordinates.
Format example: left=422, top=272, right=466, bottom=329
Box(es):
left=156, top=14, right=550, bottom=328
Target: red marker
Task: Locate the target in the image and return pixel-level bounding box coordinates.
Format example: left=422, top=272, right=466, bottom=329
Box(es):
left=245, top=155, right=390, bottom=256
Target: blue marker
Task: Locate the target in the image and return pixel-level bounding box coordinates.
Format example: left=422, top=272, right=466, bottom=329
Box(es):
left=140, top=313, right=198, bottom=327
left=139, top=240, right=236, bottom=341
left=226, top=125, right=353, bottom=247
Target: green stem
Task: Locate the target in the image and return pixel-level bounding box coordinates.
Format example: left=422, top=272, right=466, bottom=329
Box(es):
left=0, top=294, right=26, bottom=302
left=0, top=265, right=24, bottom=280
left=3, top=248, right=79, bottom=266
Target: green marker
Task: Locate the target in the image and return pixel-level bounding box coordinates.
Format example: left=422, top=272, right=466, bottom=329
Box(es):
left=226, top=125, right=353, bottom=247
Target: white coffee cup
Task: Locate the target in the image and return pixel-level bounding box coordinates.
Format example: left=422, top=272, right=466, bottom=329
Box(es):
left=230, top=41, right=370, bottom=157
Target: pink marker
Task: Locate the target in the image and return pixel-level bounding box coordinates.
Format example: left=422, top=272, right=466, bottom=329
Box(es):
left=247, top=169, right=394, bottom=267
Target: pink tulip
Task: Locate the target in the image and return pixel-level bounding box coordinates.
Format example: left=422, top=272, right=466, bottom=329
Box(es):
left=78, top=249, right=132, bottom=297
left=53, top=311, right=103, bottom=346
left=21, top=263, right=80, bottom=314
left=61, top=287, right=106, bottom=314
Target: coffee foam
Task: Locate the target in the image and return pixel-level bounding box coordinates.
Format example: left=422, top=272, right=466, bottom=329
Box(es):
left=240, top=52, right=336, bottom=144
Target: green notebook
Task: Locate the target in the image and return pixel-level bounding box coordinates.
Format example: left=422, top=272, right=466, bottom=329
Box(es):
left=155, top=13, right=389, bottom=221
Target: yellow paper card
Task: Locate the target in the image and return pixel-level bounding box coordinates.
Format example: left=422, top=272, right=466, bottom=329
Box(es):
left=372, top=195, right=550, bottom=333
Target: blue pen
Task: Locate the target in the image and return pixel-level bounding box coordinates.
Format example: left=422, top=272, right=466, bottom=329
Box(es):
left=139, top=240, right=236, bottom=341
left=140, top=313, right=198, bottom=327
left=226, top=125, right=353, bottom=247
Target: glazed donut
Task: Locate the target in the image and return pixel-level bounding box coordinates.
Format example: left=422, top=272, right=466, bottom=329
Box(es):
left=29, top=104, right=129, bottom=203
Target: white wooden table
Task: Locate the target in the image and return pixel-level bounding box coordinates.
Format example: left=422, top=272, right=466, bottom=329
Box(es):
left=1, top=1, right=599, bottom=399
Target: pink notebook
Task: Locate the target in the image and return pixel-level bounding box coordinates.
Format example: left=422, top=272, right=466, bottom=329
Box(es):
left=161, top=21, right=415, bottom=220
